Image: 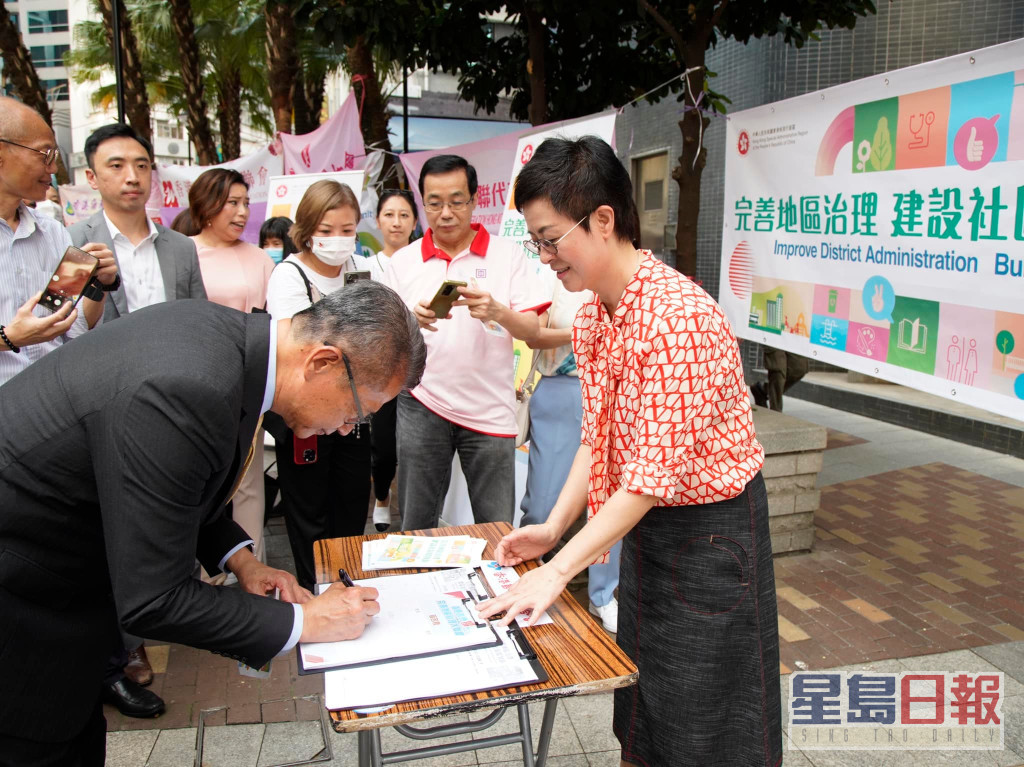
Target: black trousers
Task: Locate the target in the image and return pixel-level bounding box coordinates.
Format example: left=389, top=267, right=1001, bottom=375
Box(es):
left=369, top=397, right=398, bottom=502
left=277, top=428, right=371, bottom=590
left=0, top=699, right=105, bottom=767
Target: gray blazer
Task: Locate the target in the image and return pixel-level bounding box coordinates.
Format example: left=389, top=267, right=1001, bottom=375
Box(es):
left=68, top=210, right=207, bottom=321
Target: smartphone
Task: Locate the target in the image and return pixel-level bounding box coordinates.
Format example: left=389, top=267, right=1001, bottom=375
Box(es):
left=40, top=246, right=99, bottom=313
left=427, top=279, right=468, bottom=319
left=344, top=270, right=372, bottom=286
left=294, top=434, right=317, bottom=464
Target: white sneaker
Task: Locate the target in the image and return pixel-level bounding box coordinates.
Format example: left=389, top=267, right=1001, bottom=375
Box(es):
left=372, top=502, right=391, bottom=532
left=589, top=598, right=618, bottom=633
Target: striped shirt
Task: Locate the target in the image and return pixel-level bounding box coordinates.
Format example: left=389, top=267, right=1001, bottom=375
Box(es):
left=0, top=203, right=89, bottom=385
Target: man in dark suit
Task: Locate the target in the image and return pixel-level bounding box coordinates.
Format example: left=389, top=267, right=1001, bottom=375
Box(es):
left=0, top=282, right=426, bottom=765
left=68, top=123, right=206, bottom=321
left=68, top=122, right=207, bottom=717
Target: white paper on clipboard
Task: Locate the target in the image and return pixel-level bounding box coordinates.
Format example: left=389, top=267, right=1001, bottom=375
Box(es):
left=324, top=622, right=542, bottom=710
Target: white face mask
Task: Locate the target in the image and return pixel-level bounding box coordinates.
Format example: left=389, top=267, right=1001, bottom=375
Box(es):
left=35, top=199, right=64, bottom=222
left=311, top=235, right=357, bottom=266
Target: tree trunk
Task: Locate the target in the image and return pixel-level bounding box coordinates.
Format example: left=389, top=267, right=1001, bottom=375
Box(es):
left=523, top=3, right=547, bottom=126
left=346, top=35, right=391, bottom=179
left=671, top=39, right=710, bottom=280
left=217, top=68, right=242, bottom=161
left=265, top=0, right=298, bottom=134
left=96, top=0, right=152, bottom=142
left=0, top=3, right=70, bottom=183
left=294, top=65, right=325, bottom=135
left=167, top=0, right=219, bottom=164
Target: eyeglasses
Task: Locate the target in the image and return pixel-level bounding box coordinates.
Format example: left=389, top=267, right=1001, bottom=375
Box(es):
left=423, top=198, right=471, bottom=213
left=522, top=215, right=588, bottom=256
left=0, top=139, right=59, bottom=166
left=341, top=352, right=371, bottom=425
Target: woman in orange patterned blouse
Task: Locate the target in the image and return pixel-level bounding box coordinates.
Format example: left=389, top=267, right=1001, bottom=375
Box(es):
left=479, top=137, right=781, bottom=767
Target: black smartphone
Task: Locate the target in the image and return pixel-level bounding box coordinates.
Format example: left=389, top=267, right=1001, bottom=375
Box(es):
left=40, top=246, right=99, bottom=313
left=344, top=270, right=372, bottom=286
left=427, top=279, right=468, bottom=319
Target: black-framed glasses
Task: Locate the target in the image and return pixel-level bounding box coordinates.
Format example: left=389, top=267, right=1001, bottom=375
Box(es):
left=522, top=215, right=588, bottom=256
left=0, top=139, right=59, bottom=166
left=341, top=352, right=371, bottom=425
left=423, top=198, right=472, bottom=213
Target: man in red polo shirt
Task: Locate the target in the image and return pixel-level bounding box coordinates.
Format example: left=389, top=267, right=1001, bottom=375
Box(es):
left=384, top=155, right=549, bottom=530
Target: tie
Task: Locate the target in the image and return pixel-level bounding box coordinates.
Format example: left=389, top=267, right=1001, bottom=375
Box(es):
left=226, top=414, right=264, bottom=505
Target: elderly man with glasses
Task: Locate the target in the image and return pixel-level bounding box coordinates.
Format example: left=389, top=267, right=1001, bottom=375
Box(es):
left=383, top=154, right=550, bottom=531
left=0, top=97, right=118, bottom=384
left=0, top=281, right=425, bottom=765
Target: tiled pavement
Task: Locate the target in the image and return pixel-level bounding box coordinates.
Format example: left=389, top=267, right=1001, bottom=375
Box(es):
left=103, top=397, right=1024, bottom=766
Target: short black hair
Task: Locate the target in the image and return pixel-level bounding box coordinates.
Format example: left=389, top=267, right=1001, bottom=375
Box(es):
left=259, top=216, right=298, bottom=254
left=84, top=123, right=154, bottom=169
left=513, top=136, right=638, bottom=246
left=419, top=154, right=477, bottom=197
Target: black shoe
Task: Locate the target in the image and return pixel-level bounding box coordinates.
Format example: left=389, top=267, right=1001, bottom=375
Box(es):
left=102, top=677, right=165, bottom=718
left=751, top=382, right=768, bottom=408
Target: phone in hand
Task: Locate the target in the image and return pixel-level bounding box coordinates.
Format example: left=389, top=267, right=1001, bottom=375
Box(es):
left=40, top=246, right=99, bottom=313
left=427, top=279, right=468, bottom=319
left=294, top=434, right=318, bottom=464
left=344, top=270, right=372, bottom=286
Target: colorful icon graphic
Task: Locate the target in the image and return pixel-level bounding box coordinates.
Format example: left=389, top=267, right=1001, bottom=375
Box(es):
left=953, top=115, right=1000, bottom=170
left=862, top=276, right=895, bottom=323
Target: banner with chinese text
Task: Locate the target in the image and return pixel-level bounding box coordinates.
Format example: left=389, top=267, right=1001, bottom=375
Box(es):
left=719, top=39, right=1024, bottom=420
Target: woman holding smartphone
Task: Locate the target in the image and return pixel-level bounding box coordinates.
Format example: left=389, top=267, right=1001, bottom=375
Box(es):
left=265, top=180, right=373, bottom=590
left=476, top=137, right=781, bottom=767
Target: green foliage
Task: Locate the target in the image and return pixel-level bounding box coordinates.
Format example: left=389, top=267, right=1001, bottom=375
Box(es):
left=67, top=0, right=287, bottom=139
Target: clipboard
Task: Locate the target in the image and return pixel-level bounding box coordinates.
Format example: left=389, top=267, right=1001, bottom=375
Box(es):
left=323, top=605, right=548, bottom=710
left=297, top=567, right=502, bottom=675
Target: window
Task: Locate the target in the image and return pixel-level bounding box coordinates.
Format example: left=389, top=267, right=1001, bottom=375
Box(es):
left=27, top=9, right=69, bottom=33
left=39, top=79, right=69, bottom=101
left=30, top=44, right=70, bottom=68
left=155, top=120, right=184, bottom=140
left=156, top=156, right=187, bottom=166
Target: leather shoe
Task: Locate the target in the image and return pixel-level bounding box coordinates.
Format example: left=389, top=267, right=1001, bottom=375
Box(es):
left=124, top=645, right=154, bottom=686
left=102, top=677, right=165, bottom=718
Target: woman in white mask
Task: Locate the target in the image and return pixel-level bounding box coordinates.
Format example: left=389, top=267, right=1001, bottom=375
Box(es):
left=265, top=180, right=374, bottom=591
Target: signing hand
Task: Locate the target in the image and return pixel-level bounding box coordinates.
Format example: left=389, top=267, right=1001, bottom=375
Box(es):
left=300, top=583, right=381, bottom=642
left=414, top=299, right=442, bottom=331
left=475, top=563, right=566, bottom=627
left=2, top=292, right=76, bottom=349
left=493, top=522, right=559, bottom=568
left=80, top=242, right=118, bottom=286
left=453, top=286, right=505, bottom=324
left=237, top=562, right=313, bottom=605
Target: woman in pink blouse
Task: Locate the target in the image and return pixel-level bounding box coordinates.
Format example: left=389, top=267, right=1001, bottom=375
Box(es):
left=188, top=168, right=275, bottom=567
left=479, top=137, right=780, bottom=767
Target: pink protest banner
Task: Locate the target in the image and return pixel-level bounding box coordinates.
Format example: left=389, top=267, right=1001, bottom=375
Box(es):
left=398, top=129, right=527, bottom=235
left=280, top=91, right=366, bottom=175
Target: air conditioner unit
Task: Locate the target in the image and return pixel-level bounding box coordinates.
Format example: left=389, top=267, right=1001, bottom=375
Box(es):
left=167, top=142, right=180, bottom=155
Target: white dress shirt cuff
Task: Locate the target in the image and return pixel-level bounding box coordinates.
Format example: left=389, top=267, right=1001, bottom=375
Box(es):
left=282, top=604, right=304, bottom=654
left=219, top=540, right=254, bottom=573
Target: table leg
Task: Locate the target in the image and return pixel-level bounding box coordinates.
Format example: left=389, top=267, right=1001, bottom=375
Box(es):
left=358, top=730, right=370, bottom=766
left=516, top=704, right=536, bottom=767
left=534, top=699, right=558, bottom=766
left=370, top=728, right=384, bottom=767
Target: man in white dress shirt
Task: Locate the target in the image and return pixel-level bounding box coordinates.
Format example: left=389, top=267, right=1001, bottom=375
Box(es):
left=67, top=122, right=208, bottom=719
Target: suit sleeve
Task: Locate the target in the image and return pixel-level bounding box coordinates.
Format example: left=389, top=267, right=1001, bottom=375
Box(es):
left=92, top=375, right=291, bottom=667
left=186, top=241, right=208, bottom=300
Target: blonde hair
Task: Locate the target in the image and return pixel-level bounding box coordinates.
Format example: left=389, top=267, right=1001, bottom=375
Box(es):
left=290, top=180, right=361, bottom=250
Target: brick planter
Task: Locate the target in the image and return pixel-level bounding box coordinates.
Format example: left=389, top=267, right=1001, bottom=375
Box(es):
left=752, top=407, right=827, bottom=554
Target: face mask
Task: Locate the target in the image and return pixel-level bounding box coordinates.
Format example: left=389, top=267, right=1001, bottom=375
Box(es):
left=311, top=236, right=357, bottom=267
left=35, top=199, right=63, bottom=222
left=265, top=247, right=284, bottom=264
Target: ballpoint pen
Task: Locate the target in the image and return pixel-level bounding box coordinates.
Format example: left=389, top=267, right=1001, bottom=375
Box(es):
left=337, top=568, right=356, bottom=587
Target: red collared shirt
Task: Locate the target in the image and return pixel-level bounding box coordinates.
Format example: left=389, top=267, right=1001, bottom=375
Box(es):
left=383, top=225, right=551, bottom=435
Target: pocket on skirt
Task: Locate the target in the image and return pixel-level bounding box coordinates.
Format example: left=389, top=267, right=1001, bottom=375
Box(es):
left=671, top=534, right=750, bottom=615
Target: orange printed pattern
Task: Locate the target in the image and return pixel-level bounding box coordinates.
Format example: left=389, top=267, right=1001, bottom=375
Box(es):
left=573, top=252, right=765, bottom=562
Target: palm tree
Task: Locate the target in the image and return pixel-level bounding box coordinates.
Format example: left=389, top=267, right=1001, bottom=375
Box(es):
left=95, top=0, right=152, bottom=141
left=167, top=0, right=218, bottom=163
